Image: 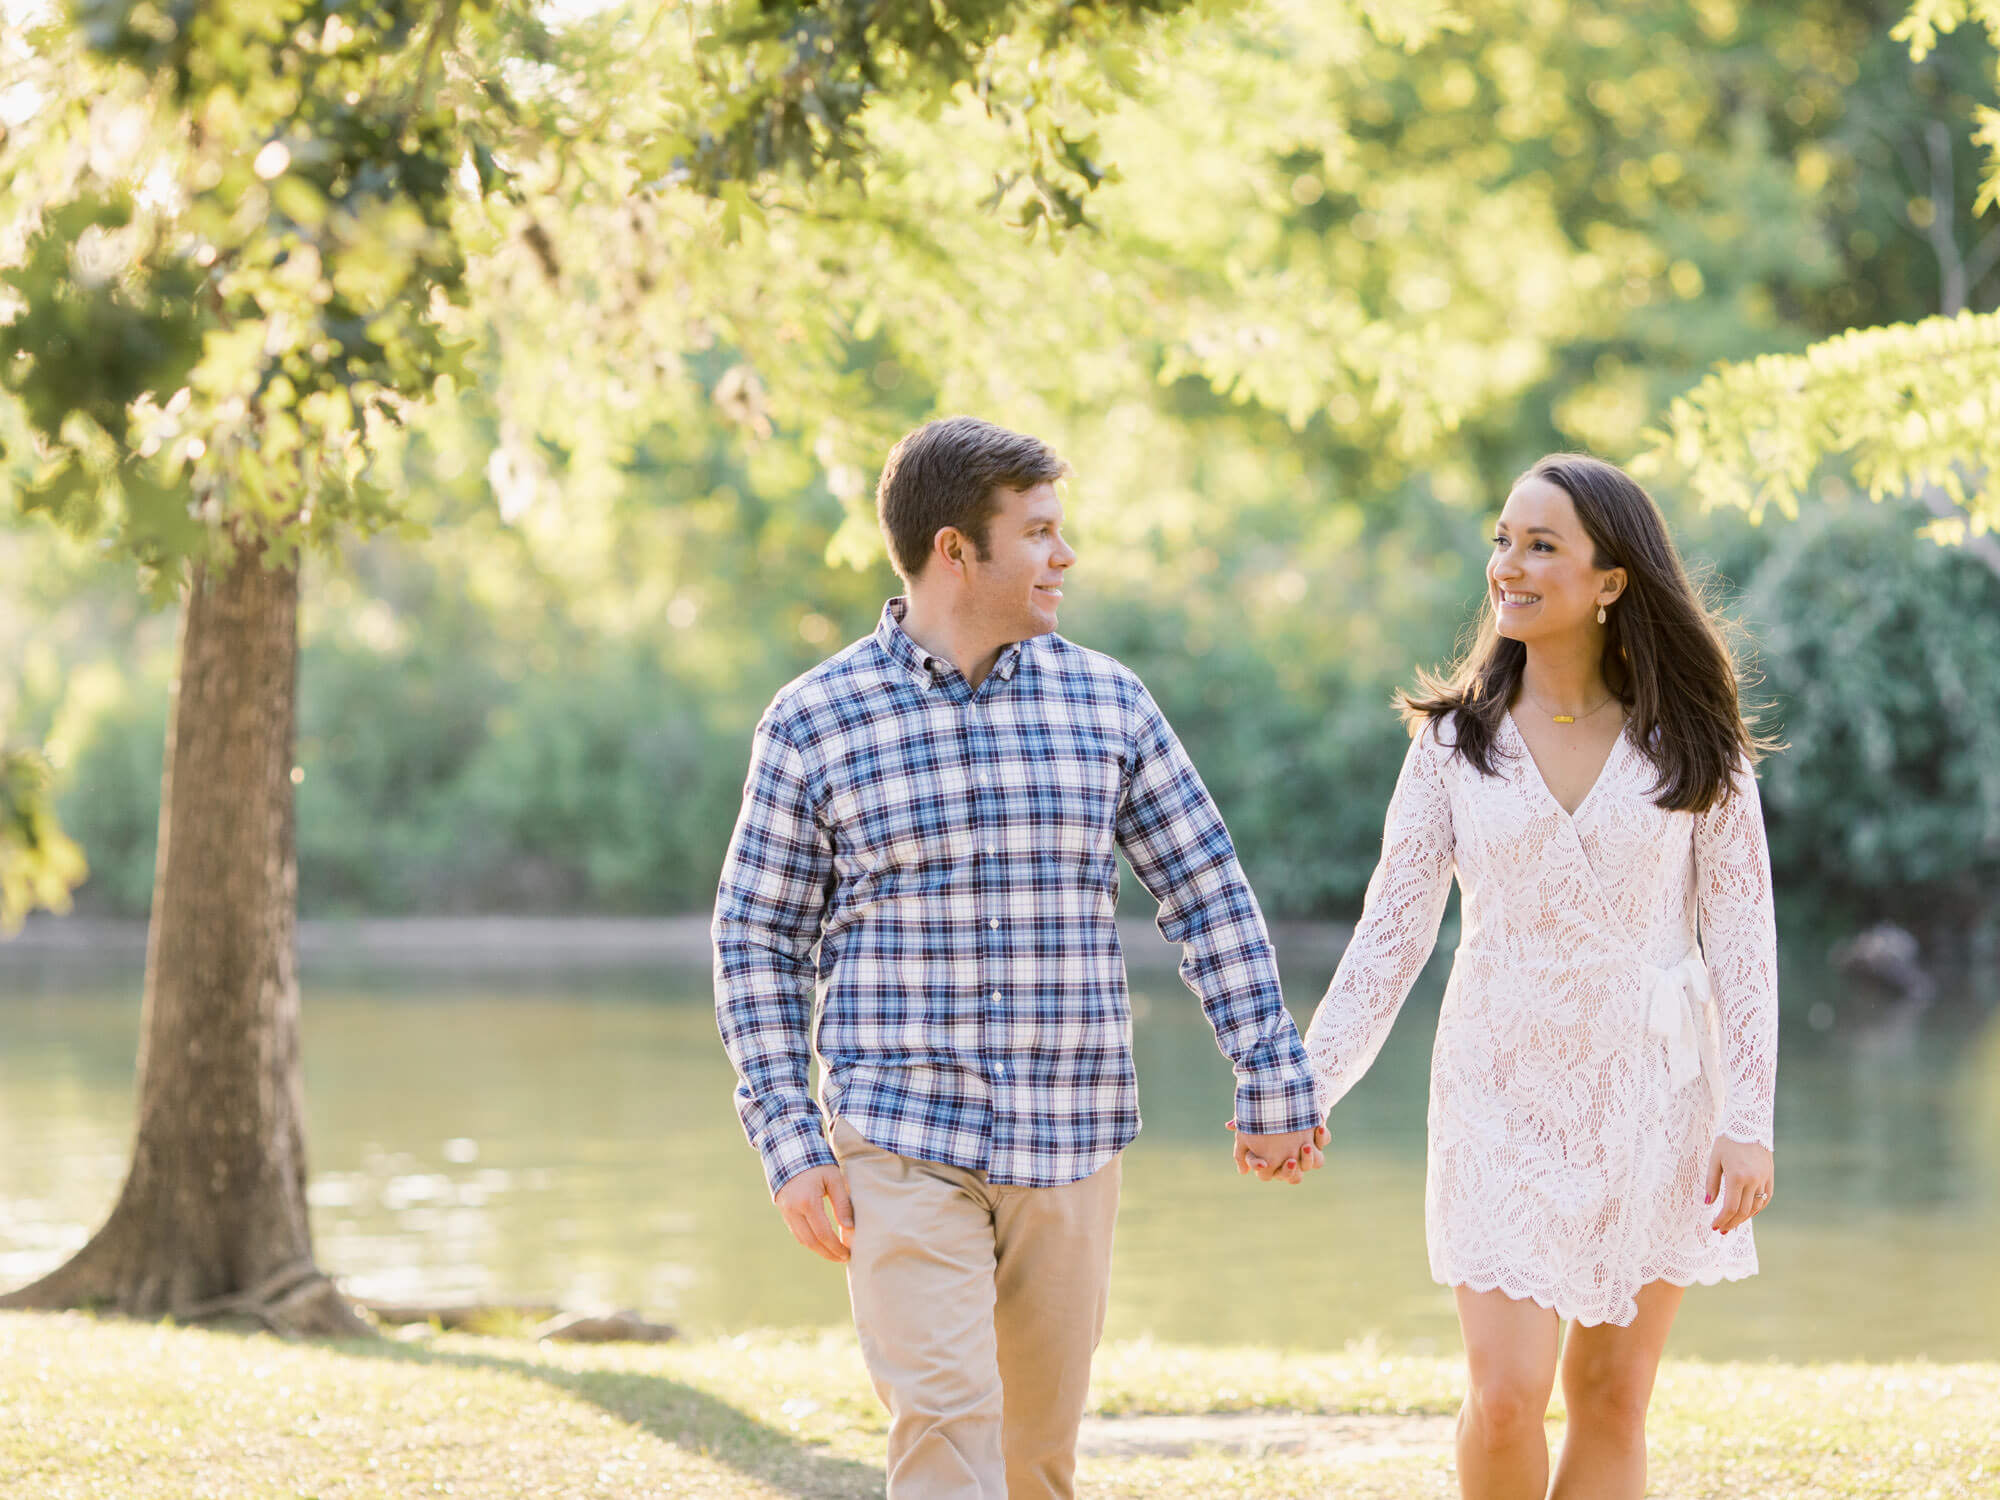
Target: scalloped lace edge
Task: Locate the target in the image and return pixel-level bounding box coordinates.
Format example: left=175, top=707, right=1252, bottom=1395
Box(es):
left=1439, top=1263, right=1758, bottom=1329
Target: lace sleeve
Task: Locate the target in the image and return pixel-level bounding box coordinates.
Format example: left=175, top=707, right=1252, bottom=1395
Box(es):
left=1696, top=758, right=1779, bottom=1149
left=1303, top=723, right=1456, bottom=1116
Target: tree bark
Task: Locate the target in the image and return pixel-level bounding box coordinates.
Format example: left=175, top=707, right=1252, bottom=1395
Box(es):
left=1, top=543, right=368, bottom=1336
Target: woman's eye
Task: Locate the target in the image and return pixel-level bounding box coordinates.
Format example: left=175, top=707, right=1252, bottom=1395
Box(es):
left=1490, top=534, right=1506, bottom=547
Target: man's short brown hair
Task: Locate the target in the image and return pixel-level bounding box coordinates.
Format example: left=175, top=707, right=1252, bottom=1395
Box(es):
left=876, top=417, right=1069, bottom=581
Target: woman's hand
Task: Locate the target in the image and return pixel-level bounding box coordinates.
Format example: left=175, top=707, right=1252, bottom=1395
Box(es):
left=1226, top=1119, right=1331, bottom=1184
left=1705, top=1136, right=1774, bottom=1234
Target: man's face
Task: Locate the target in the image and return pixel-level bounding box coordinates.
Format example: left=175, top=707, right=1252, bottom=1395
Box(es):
left=961, top=481, right=1076, bottom=641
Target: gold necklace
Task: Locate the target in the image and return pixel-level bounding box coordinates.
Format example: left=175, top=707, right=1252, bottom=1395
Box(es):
left=1521, top=688, right=1619, bottom=726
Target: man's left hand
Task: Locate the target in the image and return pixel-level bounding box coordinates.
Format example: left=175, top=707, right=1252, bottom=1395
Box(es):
left=1227, top=1120, right=1330, bottom=1184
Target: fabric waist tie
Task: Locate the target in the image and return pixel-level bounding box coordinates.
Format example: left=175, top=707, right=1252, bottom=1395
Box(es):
left=1453, top=943, right=1728, bottom=1120
left=1644, top=951, right=1725, bottom=1117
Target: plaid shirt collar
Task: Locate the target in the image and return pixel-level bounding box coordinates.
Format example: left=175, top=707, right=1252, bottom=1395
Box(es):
left=873, top=596, right=1026, bottom=694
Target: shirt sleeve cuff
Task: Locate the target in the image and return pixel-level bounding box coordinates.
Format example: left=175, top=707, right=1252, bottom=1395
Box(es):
left=1231, top=1064, right=1325, bottom=1137
left=759, top=1113, right=839, bottom=1198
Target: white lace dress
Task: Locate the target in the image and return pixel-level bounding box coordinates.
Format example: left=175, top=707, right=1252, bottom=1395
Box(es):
left=1303, top=712, right=1778, bottom=1327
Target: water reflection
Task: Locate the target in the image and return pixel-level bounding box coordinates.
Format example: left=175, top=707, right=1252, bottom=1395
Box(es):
left=0, top=948, right=1994, bottom=1361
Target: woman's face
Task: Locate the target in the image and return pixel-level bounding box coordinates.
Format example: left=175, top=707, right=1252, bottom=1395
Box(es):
left=1487, top=476, right=1625, bottom=645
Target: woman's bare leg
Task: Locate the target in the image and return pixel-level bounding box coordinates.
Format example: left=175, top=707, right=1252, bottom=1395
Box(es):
left=1451, top=1285, right=1562, bottom=1500
left=1548, top=1280, right=1685, bottom=1500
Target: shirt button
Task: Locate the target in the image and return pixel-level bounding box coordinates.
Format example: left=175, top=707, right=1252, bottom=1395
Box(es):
left=994, top=1064, right=1007, bottom=1080
left=986, top=844, right=997, bottom=856
left=991, top=990, right=1002, bottom=1002
left=988, top=918, right=1000, bottom=930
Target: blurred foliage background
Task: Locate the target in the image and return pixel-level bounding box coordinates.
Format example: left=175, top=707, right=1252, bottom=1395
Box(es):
left=3, top=0, right=1998, bottom=957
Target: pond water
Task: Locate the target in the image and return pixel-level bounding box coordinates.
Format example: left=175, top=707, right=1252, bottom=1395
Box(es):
left=2, top=940, right=1995, bottom=1363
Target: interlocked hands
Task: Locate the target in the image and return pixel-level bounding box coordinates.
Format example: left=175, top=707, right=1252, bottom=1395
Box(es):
left=1227, top=1119, right=1333, bottom=1185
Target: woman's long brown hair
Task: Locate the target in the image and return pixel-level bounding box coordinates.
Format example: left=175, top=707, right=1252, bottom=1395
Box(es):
left=1400, top=454, right=1778, bottom=813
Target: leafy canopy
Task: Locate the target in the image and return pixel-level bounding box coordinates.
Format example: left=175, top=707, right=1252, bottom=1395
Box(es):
left=1646, top=1, right=2000, bottom=541
left=0, top=0, right=1458, bottom=920
left=9, top=0, right=1395, bottom=576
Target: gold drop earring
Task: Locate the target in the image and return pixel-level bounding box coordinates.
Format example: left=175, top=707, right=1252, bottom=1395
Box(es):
left=1597, top=604, right=1608, bottom=625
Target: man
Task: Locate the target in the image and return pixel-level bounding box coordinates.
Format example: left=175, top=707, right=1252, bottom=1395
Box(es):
left=713, top=416, right=1326, bottom=1500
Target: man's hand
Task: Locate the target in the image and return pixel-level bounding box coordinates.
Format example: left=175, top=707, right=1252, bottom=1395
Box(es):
left=774, top=1164, right=854, bottom=1262
left=1227, top=1120, right=1330, bottom=1185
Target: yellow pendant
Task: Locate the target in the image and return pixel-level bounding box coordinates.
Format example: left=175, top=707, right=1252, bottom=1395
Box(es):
left=1553, top=714, right=1575, bottom=724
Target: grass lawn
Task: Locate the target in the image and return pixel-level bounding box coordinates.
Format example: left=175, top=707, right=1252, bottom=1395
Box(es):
left=1, top=1312, right=1995, bottom=1498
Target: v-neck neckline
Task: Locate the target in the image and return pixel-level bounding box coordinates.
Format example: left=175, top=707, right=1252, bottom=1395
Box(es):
left=1505, top=707, right=1626, bottom=822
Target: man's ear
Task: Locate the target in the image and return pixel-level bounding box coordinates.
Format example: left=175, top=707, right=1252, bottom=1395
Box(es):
left=932, top=526, right=969, bottom=580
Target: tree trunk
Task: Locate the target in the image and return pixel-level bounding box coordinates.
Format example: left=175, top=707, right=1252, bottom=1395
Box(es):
left=1, top=543, right=368, bottom=1337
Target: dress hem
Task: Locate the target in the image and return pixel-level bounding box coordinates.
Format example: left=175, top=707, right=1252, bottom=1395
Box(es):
left=1437, top=1262, right=1758, bottom=1329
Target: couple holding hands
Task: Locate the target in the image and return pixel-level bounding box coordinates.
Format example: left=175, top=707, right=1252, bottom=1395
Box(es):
left=713, top=416, right=1778, bottom=1500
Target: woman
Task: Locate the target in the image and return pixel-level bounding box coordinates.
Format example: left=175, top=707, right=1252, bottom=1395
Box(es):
left=1300, top=454, right=1779, bottom=1499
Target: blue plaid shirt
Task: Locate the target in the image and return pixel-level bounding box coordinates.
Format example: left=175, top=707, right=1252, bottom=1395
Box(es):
left=713, top=598, right=1320, bottom=1195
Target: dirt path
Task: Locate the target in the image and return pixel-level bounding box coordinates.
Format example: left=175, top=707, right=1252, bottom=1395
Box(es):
left=1078, top=1410, right=1456, bottom=1463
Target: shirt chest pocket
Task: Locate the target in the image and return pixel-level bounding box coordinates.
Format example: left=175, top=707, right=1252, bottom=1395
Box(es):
left=820, top=710, right=1131, bottom=873
left=824, top=774, right=962, bottom=876
left=1012, top=758, right=1123, bottom=863
left=823, top=755, right=1126, bottom=873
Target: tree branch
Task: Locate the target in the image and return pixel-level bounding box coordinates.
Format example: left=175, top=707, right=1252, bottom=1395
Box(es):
left=1965, top=221, right=2000, bottom=298
left=1924, top=120, right=1968, bottom=315
left=413, top=0, right=465, bottom=116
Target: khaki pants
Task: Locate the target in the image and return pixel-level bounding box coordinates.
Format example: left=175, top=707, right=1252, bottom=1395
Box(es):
left=830, top=1118, right=1121, bottom=1500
